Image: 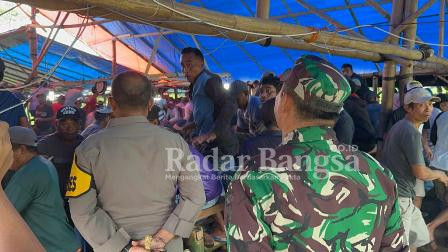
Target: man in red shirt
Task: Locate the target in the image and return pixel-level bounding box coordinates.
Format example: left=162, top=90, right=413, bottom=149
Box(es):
left=52, top=95, right=65, bottom=115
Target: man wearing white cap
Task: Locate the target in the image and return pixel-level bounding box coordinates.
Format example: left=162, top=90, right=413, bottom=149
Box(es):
left=381, top=84, right=447, bottom=251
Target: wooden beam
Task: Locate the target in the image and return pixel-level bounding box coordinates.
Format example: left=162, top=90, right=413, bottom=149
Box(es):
left=385, top=0, right=437, bottom=42
left=256, top=0, right=270, bottom=19
left=399, top=0, right=418, bottom=106
left=111, top=39, right=117, bottom=77
left=10, top=0, right=448, bottom=67
left=279, top=0, right=300, bottom=24
left=365, top=0, right=391, bottom=20
left=345, top=0, right=364, bottom=36
left=439, top=0, right=445, bottom=56
left=272, top=0, right=392, bottom=20
left=294, top=0, right=364, bottom=38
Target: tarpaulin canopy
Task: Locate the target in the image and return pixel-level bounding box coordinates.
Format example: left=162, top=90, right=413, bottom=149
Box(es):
left=91, top=0, right=448, bottom=81
left=0, top=28, right=129, bottom=85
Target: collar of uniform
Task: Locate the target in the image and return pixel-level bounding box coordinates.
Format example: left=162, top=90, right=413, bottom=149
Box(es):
left=108, top=116, right=148, bottom=127
left=281, top=126, right=335, bottom=145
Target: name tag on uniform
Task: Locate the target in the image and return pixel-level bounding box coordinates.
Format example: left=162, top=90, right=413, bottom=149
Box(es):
left=66, top=156, right=92, bottom=198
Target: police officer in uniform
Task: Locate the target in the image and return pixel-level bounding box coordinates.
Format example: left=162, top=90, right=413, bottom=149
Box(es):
left=67, top=71, right=205, bottom=252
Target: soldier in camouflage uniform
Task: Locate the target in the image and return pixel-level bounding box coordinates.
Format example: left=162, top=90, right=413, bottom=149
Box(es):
left=226, top=55, right=407, bottom=251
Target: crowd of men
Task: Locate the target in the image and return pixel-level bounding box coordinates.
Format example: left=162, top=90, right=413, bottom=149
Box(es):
left=0, top=47, right=448, bottom=252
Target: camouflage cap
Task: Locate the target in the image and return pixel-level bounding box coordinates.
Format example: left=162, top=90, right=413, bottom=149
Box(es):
left=284, top=55, right=351, bottom=113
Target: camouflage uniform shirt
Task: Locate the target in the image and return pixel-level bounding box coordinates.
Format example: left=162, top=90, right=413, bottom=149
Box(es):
left=226, top=126, right=407, bottom=251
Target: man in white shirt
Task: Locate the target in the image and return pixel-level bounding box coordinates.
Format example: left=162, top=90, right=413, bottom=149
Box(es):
left=428, top=111, right=448, bottom=246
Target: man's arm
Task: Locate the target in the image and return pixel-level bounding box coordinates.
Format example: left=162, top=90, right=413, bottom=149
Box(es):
left=204, top=76, right=237, bottom=138
left=422, top=129, right=433, bottom=160
left=381, top=171, right=409, bottom=251
left=226, top=171, right=272, bottom=251
left=68, top=147, right=130, bottom=252
left=411, top=164, right=448, bottom=183
left=161, top=136, right=206, bottom=239
left=4, top=184, right=33, bottom=213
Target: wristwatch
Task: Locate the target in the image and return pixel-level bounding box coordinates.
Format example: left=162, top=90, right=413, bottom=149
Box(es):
left=122, top=242, right=133, bottom=252
left=144, top=235, right=153, bottom=250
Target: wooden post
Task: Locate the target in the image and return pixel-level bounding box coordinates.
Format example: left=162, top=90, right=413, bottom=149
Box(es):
left=111, top=39, right=117, bottom=78
left=378, top=0, right=403, bottom=157
left=385, top=0, right=437, bottom=42
left=372, top=75, right=379, bottom=95
left=28, top=7, right=38, bottom=80
left=440, top=0, right=445, bottom=57
left=399, top=0, right=418, bottom=106
left=256, top=0, right=270, bottom=19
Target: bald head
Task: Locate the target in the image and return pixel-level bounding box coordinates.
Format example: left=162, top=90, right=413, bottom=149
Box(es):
left=112, top=71, right=153, bottom=110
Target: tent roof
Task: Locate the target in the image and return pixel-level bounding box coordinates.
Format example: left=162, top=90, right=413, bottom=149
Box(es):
left=90, top=0, right=448, bottom=81
left=0, top=28, right=129, bottom=86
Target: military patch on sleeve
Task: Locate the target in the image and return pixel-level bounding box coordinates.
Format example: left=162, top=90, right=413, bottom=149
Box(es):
left=65, top=157, right=92, bottom=198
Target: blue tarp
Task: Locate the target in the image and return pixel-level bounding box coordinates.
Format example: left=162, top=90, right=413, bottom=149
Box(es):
left=96, top=0, right=448, bottom=81
left=0, top=31, right=128, bottom=82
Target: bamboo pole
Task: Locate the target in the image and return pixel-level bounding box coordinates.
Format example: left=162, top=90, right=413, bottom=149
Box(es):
left=112, top=39, right=117, bottom=77
left=398, top=0, right=418, bottom=106
left=372, top=75, right=378, bottom=95
left=439, top=0, right=445, bottom=57
left=380, top=61, right=397, bottom=127
left=295, top=0, right=363, bottom=38
left=256, top=0, right=270, bottom=19
left=384, top=0, right=437, bottom=42
left=273, top=0, right=392, bottom=19
left=27, top=7, right=37, bottom=80
left=11, top=0, right=448, bottom=67
left=345, top=0, right=364, bottom=36
left=365, top=0, right=391, bottom=20
left=145, top=34, right=162, bottom=74
left=378, top=0, right=403, bottom=157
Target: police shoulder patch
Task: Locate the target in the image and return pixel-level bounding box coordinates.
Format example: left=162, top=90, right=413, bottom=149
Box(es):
left=65, top=157, right=92, bottom=198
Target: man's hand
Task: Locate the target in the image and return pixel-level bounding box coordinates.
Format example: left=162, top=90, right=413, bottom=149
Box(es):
left=0, top=122, right=13, bottom=180
left=192, top=132, right=217, bottom=146
left=130, top=238, right=165, bottom=252
left=424, top=146, right=434, bottom=160
left=436, top=170, right=448, bottom=187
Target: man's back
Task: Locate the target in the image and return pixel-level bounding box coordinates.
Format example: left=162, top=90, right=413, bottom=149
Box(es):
left=69, top=116, right=205, bottom=240
left=241, top=130, right=282, bottom=157
left=344, top=95, right=376, bottom=152
left=226, top=126, right=405, bottom=251
left=5, top=156, right=79, bottom=252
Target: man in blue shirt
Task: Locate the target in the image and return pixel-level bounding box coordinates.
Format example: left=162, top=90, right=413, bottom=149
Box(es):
left=230, top=80, right=263, bottom=136
left=180, top=47, right=238, bottom=157
left=0, top=59, right=29, bottom=128
left=6, top=126, right=79, bottom=252
left=241, top=98, right=282, bottom=157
